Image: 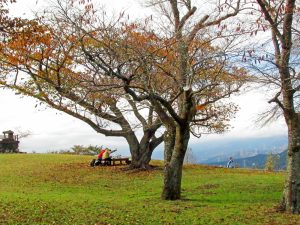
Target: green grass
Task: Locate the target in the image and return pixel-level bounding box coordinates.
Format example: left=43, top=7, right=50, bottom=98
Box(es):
left=0, top=154, right=299, bottom=225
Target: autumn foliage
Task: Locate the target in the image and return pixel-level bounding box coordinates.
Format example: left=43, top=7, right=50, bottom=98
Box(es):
left=0, top=0, right=247, bottom=200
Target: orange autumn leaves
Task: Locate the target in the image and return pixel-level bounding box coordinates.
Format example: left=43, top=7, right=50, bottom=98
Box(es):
left=0, top=18, right=246, bottom=112
left=2, top=21, right=51, bottom=64
left=196, top=104, right=206, bottom=111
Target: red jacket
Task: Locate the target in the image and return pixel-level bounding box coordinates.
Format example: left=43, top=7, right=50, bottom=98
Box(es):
left=97, top=150, right=105, bottom=159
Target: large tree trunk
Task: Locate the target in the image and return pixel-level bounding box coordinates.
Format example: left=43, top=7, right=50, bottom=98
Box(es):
left=125, top=133, right=140, bottom=166
left=280, top=115, right=300, bottom=213
left=133, top=146, right=153, bottom=169
left=129, top=150, right=152, bottom=169
left=125, top=131, right=163, bottom=169
left=161, top=125, right=190, bottom=200
left=164, top=126, right=176, bottom=163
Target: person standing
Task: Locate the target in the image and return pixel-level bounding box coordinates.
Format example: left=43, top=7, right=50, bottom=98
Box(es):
left=227, top=157, right=234, bottom=168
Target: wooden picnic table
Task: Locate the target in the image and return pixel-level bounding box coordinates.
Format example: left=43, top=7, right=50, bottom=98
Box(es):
left=111, top=157, right=131, bottom=166
left=90, top=157, right=131, bottom=167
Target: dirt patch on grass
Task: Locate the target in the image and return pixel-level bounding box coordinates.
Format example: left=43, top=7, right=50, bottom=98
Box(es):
left=121, top=165, right=163, bottom=172
left=118, top=165, right=163, bottom=178
left=53, top=162, right=162, bottom=179
left=197, top=184, right=220, bottom=190
left=58, top=162, right=90, bottom=170
left=195, top=184, right=220, bottom=195
left=56, top=162, right=128, bottom=172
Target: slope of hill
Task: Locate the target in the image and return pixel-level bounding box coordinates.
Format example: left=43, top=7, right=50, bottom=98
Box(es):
left=0, top=153, right=298, bottom=224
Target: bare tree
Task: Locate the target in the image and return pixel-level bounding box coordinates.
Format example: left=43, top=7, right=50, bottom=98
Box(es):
left=243, top=0, right=300, bottom=214
left=14, top=127, right=31, bottom=139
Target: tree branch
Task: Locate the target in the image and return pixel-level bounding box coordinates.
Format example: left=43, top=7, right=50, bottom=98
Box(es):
left=188, top=0, right=241, bottom=42
left=256, top=0, right=284, bottom=44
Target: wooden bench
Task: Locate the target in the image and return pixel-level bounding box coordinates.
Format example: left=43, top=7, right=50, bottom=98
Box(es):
left=90, top=157, right=131, bottom=167
left=111, top=157, right=131, bottom=166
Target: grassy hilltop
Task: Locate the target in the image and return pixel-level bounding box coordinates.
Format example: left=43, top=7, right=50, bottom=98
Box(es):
left=0, top=154, right=299, bottom=225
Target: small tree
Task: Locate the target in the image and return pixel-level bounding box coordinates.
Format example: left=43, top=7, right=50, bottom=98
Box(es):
left=71, top=145, right=102, bottom=155
left=86, top=145, right=103, bottom=155
left=265, top=153, right=280, bottom=171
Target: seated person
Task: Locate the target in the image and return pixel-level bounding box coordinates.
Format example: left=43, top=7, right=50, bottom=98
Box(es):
left=102, top=148, right=112, bottom=165
left=94, top=149, right=106, bottom=166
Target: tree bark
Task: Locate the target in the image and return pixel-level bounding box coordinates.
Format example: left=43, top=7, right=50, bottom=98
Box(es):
left=161, top=124, right=190, bottom=200
left=125, top=131, right=163, bottom=169
left=133, top=147, right=153, bottom=169
left=164, top=126, right=176, bottom=163
left=257, top=0, right=299, bottom=213
left=280, top=115, right=300, bottom=213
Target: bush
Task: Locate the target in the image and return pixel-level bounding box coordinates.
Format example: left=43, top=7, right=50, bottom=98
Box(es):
left=48, top=145, right=102, bottom=155
left=265, top=153, right=280, bottom=171
left=71, top=145, right=102, bottom=155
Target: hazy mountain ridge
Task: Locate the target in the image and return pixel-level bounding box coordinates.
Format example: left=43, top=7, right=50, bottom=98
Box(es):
left=205, top=150, right=287, bottom=169
left=152, top=135, right=288, bottom=163
left=193, top=135, right=287, bottom=163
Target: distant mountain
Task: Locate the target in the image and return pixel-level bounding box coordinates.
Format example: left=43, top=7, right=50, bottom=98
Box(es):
left=190, top=135, right=287, bottom=163
left=151, top=135, right=288, bottom=163
left=205, top=150, right=287, bottom=169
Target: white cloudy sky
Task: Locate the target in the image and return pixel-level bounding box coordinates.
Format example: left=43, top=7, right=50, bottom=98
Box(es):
left=1, top=0, right=287, bottom=154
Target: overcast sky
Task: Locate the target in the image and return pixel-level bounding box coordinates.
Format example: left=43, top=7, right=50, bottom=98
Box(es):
left=0, top=0, right=287, bottom=154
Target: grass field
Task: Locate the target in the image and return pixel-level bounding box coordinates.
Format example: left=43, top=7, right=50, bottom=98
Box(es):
left=0, top=154, right=299, bottom=225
